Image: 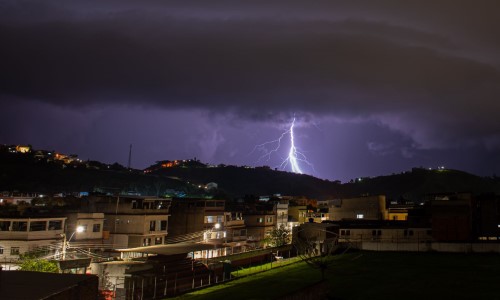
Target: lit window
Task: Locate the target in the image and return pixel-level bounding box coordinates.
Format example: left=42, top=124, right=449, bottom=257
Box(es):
left=356, top=214, right=364, bottom=219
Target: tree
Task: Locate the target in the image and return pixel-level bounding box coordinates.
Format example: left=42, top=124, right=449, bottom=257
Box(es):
left=265, top=225, right=291, bottom=247
left=293, top=225, right=339, bottom=280
left=18, top=254, right=59, bottom=273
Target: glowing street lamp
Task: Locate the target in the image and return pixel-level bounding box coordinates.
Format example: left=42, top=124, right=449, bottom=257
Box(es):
left=61, top=225, right=84, bottom=260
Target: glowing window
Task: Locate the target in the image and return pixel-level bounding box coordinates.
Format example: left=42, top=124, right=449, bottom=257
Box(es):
left=356, top=214, right=364, bottom=219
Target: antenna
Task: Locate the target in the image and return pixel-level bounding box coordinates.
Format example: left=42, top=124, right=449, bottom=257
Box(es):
left=127, top=144, right=132, bottom=169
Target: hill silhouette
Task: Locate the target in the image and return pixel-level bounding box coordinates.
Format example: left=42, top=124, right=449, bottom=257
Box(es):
left=1, top=148, right=499, bottom=200
left=151, top=165, right=500, bottom=201
left=0, top=151, right=189, bottom=196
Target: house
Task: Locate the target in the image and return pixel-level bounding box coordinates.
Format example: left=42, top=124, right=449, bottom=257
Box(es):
left=94, top=196, right=171, bottom=248
left=245, top=211, right=276, bottom=248
left=288, top=205, right=308, bottom=226
left=222, top=211, right=247, bottom=254
left=328, top=195, right=387, bottom=221
left=429, top=193, right=475, bottom=242
left=15, top=145, right=31, bottom=153
left=168, top=198, right=225, bottom=238
left=0, top=216, right=66, bottom=266
left=64, top=212, right=105, bottom=246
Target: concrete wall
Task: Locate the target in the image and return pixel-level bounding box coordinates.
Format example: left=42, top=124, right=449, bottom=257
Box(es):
left=356, top=241, right=500, bottom=253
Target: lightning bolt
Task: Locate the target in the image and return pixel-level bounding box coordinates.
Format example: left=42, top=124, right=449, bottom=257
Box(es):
left=253, top=116, right=314, bottom=175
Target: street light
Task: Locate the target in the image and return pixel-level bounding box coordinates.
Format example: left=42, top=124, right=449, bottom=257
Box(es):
left=60, top=225, right=84, bottom=260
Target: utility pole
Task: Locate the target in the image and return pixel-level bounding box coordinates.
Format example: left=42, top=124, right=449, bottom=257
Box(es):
left=127, top=144, right=132, bottom=170
left=61, top=233, right=67, bottom=260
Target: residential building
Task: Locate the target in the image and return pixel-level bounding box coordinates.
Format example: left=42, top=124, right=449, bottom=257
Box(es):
left=329, top=195, right=387, bottom=221
left=288, top=205, right=308, bottom=226
left=0, top=216, right=66, bottom=263
left=64, top=212, right=105, bottom=246
left=95, top=196, right=171, bottom=248
left=245, top=211, right=276, bottom=248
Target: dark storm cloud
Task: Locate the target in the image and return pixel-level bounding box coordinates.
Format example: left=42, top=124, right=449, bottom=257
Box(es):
left=1, top=0, right=500, bottom=150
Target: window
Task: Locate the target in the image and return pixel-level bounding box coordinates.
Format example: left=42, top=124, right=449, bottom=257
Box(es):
left=346, top=230, right=350, bottom=236
left=257, top=217, right=263, bottom=223
left=356, top=214, right=364, bottom=219
left=48, top=220, right=62, bottom=230
left=404, top=230, right=412, bottom=237
left=160, top=220, right=167, bottom=231
left=217, top=215, right=224, bottom=223
left=205, top=216, right=215, bottom=223
left=266, top=216, right=273, bottom=223
left=150, top=220, right=156, bottom=231
left=341, top=230, right=345, bottom=236
left=0, top=221, right=10, bottom=231
left=0, top=247, right=3, bottom=254
left=29, top=221, right=47, bottom=232
left=155, top=237, right=162, bottom=245
left=11, top=221, right=27, bottom=232
left=80, top=224, right=88, bottom=232
left=143, top=238, right=151, bottom=246
left=392, top=216, right=398, bottom=220
left=93, top=224, right=101, bottom=232
left=11, top=247, right=20, bottom=255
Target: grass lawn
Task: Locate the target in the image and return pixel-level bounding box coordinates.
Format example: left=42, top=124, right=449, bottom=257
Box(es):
left=174, top=251, right=500, bottom=300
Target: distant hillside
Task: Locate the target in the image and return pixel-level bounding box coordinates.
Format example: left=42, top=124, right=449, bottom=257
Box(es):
left=340, top=168, right=500, bottom=202
left=152, top=165, right=341, bottom=199
left=0, top=151, right=189, bottom=195
left=151, top=166, right=500, bottom=200
left=2, top=147, right=499, bottom=200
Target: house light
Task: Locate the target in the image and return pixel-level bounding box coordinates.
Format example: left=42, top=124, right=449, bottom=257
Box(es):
left=356, top=214, right=364, bottom=219
left=76, top=225, right=85, bottom=233
left=214, top=223, right=221, bottom=229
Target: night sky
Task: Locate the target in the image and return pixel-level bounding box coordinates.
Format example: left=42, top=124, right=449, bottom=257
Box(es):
left=1, top=1, right=500, bottom=182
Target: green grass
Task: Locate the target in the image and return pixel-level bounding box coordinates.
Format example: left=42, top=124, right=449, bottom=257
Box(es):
left=174, top=251, right=500, bottom=300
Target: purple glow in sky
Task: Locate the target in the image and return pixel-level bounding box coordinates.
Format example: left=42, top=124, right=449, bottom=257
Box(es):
left=1, top=1, right=500, bottom=182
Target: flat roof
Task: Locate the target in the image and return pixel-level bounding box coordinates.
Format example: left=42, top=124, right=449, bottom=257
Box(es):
left=118, top=242, right=217, bottom=255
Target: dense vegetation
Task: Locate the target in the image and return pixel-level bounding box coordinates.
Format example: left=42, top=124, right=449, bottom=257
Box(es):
left=1, top=149, right=499, bottom=200
left=153, top=165, right=500, bottom=200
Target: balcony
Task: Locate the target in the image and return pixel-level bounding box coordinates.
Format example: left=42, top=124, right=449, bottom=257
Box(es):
left=226, top=219, right=245, bottom=227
